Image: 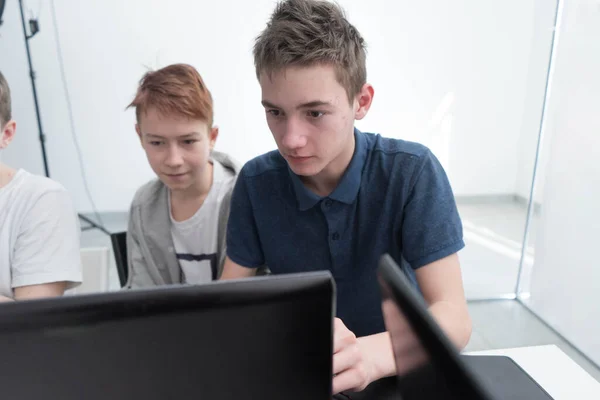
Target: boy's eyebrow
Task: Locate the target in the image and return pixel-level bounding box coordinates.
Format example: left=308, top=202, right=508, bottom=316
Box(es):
left=298, top=100, right=333, bottom=109
left=177, top=132, right=201, bottom=138
left=261, top=100, right=334, bottom=110
left=144, top=133, right=165, bottom=139
left=144, top=132, right=201, bottom=139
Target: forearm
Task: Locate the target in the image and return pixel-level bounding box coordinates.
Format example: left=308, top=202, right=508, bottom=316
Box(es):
left=220, top=257, right=257, bottom=280
left=428, top=300, right=472, bottom=350
left=357, top=332, right=397, bottom=382
left=13, top=282, right=67, bottom=300
left=357, top=301, right=471, bottom=386
left=0, top=283, right=67, bottom=302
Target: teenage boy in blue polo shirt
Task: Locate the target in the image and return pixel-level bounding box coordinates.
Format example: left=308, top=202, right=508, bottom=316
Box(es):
left=222, top=0, right=472, bottom=394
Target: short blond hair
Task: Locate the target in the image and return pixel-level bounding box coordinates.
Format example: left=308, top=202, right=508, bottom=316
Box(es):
left=253, top=0, right=367, bottom=103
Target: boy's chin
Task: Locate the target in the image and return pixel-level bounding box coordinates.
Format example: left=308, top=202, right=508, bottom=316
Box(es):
left=287, top=159, right=324, bottom=178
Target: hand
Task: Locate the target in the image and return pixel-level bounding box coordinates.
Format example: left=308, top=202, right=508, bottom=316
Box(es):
left=381, top=299, right=428, bottom=375
left=332, top=318, right=375, bottom=394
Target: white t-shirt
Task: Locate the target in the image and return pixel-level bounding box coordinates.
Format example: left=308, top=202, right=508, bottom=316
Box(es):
left=169, top=162, right=230, bottom=284
left=0, top=169, right=82, bottom=298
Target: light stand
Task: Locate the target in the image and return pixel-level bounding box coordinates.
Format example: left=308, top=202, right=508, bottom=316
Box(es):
left=18, top=0, right=109, bottom=235
left=0, top=0, right=6, bottom=27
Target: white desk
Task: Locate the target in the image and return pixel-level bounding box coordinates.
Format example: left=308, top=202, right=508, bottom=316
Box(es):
left=467, top=345, right=600, bottom=400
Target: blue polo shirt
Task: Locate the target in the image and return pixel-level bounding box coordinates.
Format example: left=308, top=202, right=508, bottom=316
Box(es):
left=227, top=129, right=464, bottom=337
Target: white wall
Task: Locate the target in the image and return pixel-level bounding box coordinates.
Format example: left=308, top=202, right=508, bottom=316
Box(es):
left=525, top=0, right=600, bottom=366
left=1, top=0, right=544, bottom=213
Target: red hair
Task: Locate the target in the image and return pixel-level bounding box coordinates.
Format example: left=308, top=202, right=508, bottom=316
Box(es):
left=128, top=63, right=213, bottom=126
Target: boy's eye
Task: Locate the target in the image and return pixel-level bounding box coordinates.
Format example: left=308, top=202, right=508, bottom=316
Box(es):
left=149, top=141, right=163, bottom=146
left=183, top=139, right=197, bottom=145
left=308, top=111, right=324, bottom=118
left=267, top=109, right=281, bottom=117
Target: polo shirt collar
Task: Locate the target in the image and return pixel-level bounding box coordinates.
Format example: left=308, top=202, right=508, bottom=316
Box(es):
left=289, top=128, right=367, bottom=211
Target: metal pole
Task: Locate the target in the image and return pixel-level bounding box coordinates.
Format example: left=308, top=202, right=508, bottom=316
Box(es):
left=18, top=0, right=50, bottom=178
left=17, top=0, right=110, bottom=236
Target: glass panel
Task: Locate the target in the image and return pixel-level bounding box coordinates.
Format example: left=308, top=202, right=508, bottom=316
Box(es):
left=518, top=0, right=600, bottom=367
left=451, top=0, right=559, bottom=299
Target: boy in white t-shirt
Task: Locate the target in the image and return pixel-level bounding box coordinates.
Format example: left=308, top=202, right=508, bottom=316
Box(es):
left=0, top=71, right=82, bottom=301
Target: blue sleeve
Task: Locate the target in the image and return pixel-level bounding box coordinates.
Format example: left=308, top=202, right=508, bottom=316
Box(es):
left=401, top=149, right=465, bottom=269
left=226, top=169, right=265, bottom=268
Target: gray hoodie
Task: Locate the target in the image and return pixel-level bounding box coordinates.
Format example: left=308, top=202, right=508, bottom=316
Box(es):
left=125, top=151, right=240, bottom=289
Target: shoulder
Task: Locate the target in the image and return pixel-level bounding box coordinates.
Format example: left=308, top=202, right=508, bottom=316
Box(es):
left=211, top=150, right=242, bottom=176
left=8, top=172, right=77, bottom=231
left=364, top=132, right=431, bottom=160
left=363, top=132, right=437, bottom=172
left=131, top=178, right=166, bottom=208
left=361, top=132, right=444, bottom=191
left=212, top=169, right=237, bottom=206
left=17, top=170, right=68, bottom=194
left=239, top=150, right=288, bottom=179
left=16, top=171, right=74, bottom=207
left=230, top=151, right=290, bottom=205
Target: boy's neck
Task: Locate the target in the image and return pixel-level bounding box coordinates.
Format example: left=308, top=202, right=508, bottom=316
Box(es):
left=301, top=134, right=356, bottom=197
left=170, top=162, right=214, bottom=222
left=0, top=163, right=17, bottom=189
left=171, top=162, right=214, bottom=215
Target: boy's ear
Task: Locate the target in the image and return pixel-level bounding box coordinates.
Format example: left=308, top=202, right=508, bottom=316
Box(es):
left=135, top=124, right=142, bottom=142
left=354, top=83, right=375, bottom=121
left=209, top=126, right=219, bottom=150
left=0, top=120, right=17, bottom=149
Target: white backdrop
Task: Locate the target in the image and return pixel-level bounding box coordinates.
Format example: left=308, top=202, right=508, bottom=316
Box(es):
left=0, top=0, right=549, bottom=212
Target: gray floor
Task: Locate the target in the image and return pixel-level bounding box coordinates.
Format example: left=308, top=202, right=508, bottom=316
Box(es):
left=457, top=197, right=538, bottom=299
left=79, top=206, right=600, bottom=384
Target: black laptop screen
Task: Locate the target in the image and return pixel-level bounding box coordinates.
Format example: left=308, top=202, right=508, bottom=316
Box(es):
left=378, top=254, right=495, bottom=400
left=0, top=273, right=334, bottom=400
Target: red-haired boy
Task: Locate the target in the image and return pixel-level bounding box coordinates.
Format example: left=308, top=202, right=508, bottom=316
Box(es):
left=126, top=64, right=240, bottom=288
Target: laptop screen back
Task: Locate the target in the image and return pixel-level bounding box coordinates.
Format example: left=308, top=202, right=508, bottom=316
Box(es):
left=378, top=254, right=496, bottom=400
left=0, top=272, right=334, bottom=400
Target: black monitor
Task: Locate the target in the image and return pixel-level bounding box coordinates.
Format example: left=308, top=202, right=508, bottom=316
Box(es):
left=377, top=254, right=496, bottom=399
left=0, top=272, right=335, bottom=400
left=367, top=254, right=552, bottom=400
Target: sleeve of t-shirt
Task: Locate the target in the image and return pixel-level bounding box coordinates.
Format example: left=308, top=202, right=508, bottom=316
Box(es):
left=11, top=189, right=83, bottom=289
left=226, top=169, right=265, bottom=269
left=401, top=149, right=465, bottom=269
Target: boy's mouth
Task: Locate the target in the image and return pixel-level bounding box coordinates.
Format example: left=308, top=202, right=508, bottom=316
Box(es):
left=165, top=172, right=189, bottom=178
